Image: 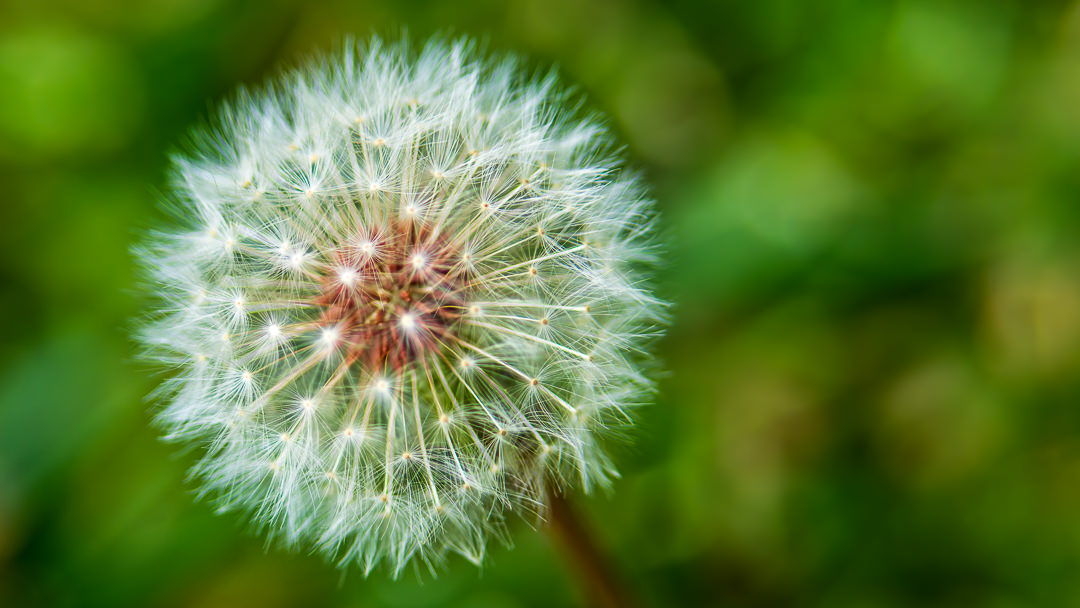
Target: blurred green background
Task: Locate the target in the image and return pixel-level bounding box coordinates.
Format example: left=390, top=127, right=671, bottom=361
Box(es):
left=2, top=0, right=1080, bottom=606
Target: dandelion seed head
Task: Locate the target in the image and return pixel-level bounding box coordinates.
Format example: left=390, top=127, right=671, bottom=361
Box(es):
left=136, top=36, right=665, bottom=576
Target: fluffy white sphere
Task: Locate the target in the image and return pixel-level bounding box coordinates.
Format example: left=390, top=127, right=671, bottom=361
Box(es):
left=138, top=37, right=665, bottom=575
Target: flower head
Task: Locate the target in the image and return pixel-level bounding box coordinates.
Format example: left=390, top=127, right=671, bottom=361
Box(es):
left=138, top=37, right=665, bottom=575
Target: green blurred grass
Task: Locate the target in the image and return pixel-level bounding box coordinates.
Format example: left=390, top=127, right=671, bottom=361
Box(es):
left=3, top=0, right=1080, bottom=606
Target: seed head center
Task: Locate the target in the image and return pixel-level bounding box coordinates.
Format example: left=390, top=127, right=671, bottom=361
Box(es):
left=314, top=223, right=466, bottom=370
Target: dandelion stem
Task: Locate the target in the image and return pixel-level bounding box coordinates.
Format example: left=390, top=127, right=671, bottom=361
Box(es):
left=546, top=490, right=634, bottom=608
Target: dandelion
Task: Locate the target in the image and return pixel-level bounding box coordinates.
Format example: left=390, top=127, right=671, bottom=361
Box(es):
left=137, top=37, right=665, bottom=575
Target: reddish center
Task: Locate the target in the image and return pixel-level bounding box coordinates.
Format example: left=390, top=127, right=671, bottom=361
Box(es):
left=314, top=222, right=466, bottom=371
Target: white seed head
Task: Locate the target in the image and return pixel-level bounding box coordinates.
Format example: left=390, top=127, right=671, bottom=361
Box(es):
left=136, top=37, right=666, bottom=576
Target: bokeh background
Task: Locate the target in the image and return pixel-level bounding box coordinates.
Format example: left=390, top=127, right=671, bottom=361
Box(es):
left=2, top=0, right=1079, bottom=606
